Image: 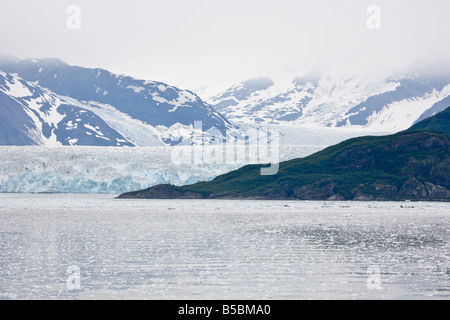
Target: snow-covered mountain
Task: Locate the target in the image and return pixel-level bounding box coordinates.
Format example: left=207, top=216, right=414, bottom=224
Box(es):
left=210, top=76, right=316, bottom=124
left=209, top=69, right=450, bottom=131
left=0, top=54, right=234, bottom=146
left=0, top=71, right=136, bottom=146
left=2, top=54, right=450, bottom=147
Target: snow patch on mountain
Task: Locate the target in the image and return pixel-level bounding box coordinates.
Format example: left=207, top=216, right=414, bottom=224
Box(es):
left=2, top=75, right=33, bottom=98
left=57, top=96, right=163, bottom=146
left=366, top=84, right=450, bottom=130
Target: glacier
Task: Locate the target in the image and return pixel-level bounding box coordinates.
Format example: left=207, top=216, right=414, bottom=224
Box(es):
left=0, top=146, right=307, bottom=194
left=0, top=127, right=390, bottom=194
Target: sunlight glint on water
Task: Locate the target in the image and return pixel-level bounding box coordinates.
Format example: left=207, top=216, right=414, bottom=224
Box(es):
left=0, top=194, right=448, bottom=299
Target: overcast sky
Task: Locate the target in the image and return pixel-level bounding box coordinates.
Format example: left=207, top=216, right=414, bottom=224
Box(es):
left=1, top=0, right=449, bottom=96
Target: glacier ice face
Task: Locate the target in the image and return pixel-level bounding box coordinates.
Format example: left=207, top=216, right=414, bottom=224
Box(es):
left=0, top=146, right=229, bottom=194
left=0, top=127, right=389, bottom=194
left=0, top=146, right=286, bottom=194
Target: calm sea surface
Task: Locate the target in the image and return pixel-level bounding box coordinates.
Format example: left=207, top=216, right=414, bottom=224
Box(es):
left=0, top=194, right=449, bottom=299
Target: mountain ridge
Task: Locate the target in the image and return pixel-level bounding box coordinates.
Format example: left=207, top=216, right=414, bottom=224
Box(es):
left=0, top=54, right=234, bottom=146
left=0, top=70, right=135, bottom=146
left=208, top=72, right=450, bottom=130
left=118, top=107, right=450, bottom=201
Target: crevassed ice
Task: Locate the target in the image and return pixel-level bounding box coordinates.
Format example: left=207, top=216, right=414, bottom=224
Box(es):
left=0, top=145, right=322, bottom=194
left=0, top=128, right=389, bottom=194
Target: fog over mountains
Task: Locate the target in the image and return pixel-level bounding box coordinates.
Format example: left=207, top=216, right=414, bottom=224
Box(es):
left=208, top=68, right=450, bottom=131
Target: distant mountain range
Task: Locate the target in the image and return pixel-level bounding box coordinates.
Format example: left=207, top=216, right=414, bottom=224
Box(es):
left=0, top=54, right=233, bottom=146
left=119, top=107, right=450, bottom=201
left=208, top=71, right=450, bottom=131
left=2, top=54, right=450, bottom=147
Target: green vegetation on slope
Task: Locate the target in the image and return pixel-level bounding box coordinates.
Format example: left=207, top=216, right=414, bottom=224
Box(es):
left=407, top=106, right=450, bottom=135
left=119, top=107, right=450, bottom=201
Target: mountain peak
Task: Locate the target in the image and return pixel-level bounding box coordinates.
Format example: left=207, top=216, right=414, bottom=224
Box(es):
left=0, top=55, right=236, bottom=146
left=209, top=69, right=450, bottom=129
